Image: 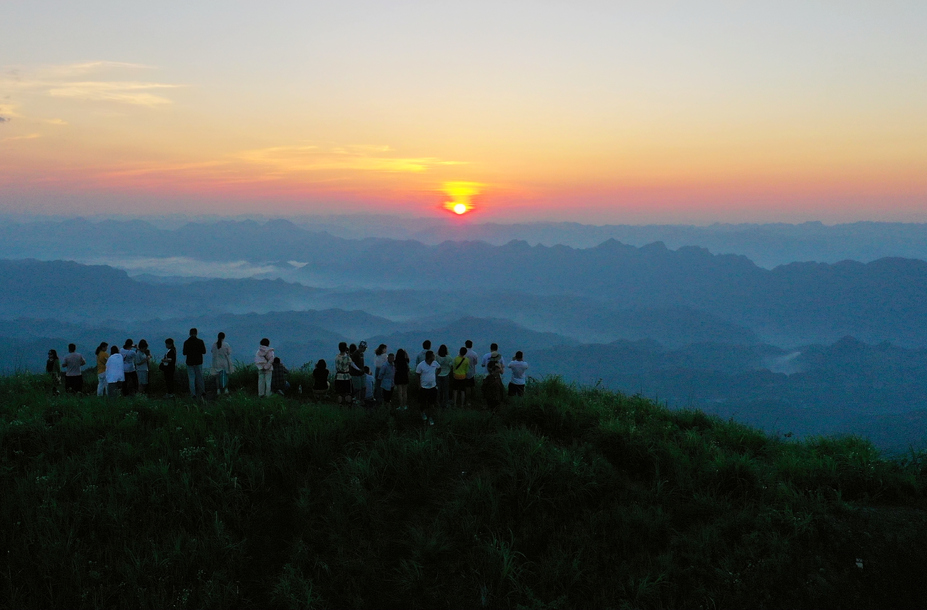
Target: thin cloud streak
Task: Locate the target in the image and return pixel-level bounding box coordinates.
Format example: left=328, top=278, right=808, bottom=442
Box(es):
left=48, top=81, right=181, bottom=106
left=237, top=144, right=467, bottom=174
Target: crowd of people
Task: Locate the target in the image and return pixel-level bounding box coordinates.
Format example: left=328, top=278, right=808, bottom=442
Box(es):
left=46, top=332, right=530, bottom=424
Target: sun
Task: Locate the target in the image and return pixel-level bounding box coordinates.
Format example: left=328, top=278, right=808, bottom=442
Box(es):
left=441, top=181, right=483, bottom=216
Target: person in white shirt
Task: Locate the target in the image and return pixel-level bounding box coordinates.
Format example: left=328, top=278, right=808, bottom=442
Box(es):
left=415, top=350, right=441, bottom=426
left=507, top=351, right=529, bottom=397
left=481, top=343, right=505, bottom=374
left=105, top=345, right=125, bottom=399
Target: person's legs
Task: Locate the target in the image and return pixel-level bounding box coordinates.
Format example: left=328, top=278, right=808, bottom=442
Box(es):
left=97, top=373, right=107, bottom=396
left=437, top=375, right=448, bottom=408
left=164, top=370, right=175, bottom=396
left=194, top=365, right=205, bottom=398
left=187, top=367, right=198, bottom=397
left=258, top=369, right=271, bottom=397
left=108, top=382, right=120, bottom=398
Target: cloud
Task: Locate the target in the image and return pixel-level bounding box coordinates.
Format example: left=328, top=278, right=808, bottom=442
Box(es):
left=44, top=118, right=68, bottom=126
left=48, top=81, right=180, bottom=106
left=2, top=133, right=41, bottom=142
left=237, top=144, right=466, bottom=174
left=0, top=62, right=181, bottom=107
left=0, top=117, right=8, bottom=123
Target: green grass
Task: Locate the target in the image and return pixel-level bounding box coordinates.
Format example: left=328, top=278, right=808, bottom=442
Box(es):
left=1, top=371, right=925, bottom=609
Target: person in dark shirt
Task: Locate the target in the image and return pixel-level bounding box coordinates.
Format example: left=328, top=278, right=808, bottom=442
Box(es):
left=271, top=357, right=290, bottom=395
left=182, top=328, right=207, bottom=399
left=312, top=359, right=330, bottom=401
left=161, top=338, right=177, bottom=397
left=481, top=361, right=505, bottom=413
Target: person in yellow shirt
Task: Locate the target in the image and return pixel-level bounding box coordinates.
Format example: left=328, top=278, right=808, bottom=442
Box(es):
left=451, top=346, right=470, bottom=409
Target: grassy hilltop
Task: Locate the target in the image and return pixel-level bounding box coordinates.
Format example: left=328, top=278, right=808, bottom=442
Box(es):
left=1, top=369, right=926, bottom=609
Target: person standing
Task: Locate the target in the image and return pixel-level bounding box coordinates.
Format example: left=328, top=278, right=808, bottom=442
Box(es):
left=436, top=344, right=453, bottom=408
left=482, top=361, right=506, bottom=413
left=451, top=346, right=470, bottom=409
left=211, top=332, right=233, bottom=394
left=416, top=350, right=440, bottom=426
left=373, top=344, right=388, bottom=404
left=394, top=348, right=410, bottom=410
left=121, top=339, right=138, bottom=397
left=161, top=338, right=177, bottom=397
left=349, top=341, right=367, bottom=404
left=507, top=351, right=529, bottom=397
left=94, top=342, right=109, bottom=396
left=136, top=339, right=151, bottom=395
left=377, top=353, right=396, bottom=408
left=465, top=340, right=479, bottom=407
left=334, top=342, right=352, bottom=405
left=481, top=343, right=505, bottom=374
left=415, top=340, right=432, bottom=368
left=105, top=345, right=125, bottom=399
left=312, top=359, right=330, bottom=401
left=183, top=328, right=207, bottom=400
left=254, top=338, right=274, bottom=397
left=62, top=343, right=86, bottom=394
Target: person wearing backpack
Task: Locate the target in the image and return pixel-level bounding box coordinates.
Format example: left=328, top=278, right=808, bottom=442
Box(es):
left=255, top=338, right=274, bottom=397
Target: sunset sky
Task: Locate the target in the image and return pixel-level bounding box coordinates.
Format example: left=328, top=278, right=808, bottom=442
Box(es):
left=1, top=1, right=925, bottom=223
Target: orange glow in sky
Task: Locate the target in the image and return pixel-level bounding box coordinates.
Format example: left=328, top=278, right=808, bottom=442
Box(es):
left=1, top=3, right=926, bottom=222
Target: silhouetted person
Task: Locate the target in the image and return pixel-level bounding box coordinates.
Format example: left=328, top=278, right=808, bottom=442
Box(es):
left=161, top=338, right=177, bottom=397
left=183, top=328, right=207, bottom=399
left=62, top=343, right=86, bottom=394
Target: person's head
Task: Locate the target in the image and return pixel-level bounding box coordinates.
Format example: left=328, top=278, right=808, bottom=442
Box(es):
left=387, top=352, right=395, bottom=364
left=316, top=359, right=327, bottom=370
left=95, top=342, right=108, bottom=355
left=358, top=341, right=367, bottom=352
left=124, top=339, right=133, bottom=349
left=48, top=349, right=58, bottom=359
left=376, top=343, right=387, bottom=356
left=465, top=340, right=473, bottom=349
left=422, top=340, right=431, bottom=350
left=364, top=365, right=371, bottom=374
left=217, top=332, right=225, bottom=348
left=438, top=344, right=448, bottom=357
left=189, top=328, right=197, bottom=337
left=68, top=343, right=76, bottom=353
left=515, top=351, right=523, bottom=360
left=138, top=339, right=148, bottom=351
left=459, top=346, right=468, bottom=356
left=396, top=348, right=407, bottom=361
left=339, top=341, right=348, bottom=353
left=490, top=343, right=498, bottom=351
left=349, top=343, right=356, bottom=353
left=110, top=345, right=120, bottom=355
left=273, top=357, right=281, bottom=364
left=425, top=350, right=434, bottom=364
left=260, top=338, right=270, bottom=347
left=165, top=337, right=174, bottom=348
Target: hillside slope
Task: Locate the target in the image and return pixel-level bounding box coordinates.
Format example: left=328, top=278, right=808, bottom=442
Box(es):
left=1, top=373, right=925, bottom=609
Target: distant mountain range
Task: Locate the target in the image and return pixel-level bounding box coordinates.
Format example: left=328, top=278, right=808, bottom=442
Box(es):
left=6, top=216, right=927, bottom=267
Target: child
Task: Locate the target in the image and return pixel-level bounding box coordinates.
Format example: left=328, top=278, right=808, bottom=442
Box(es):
left=364, top=366, right=377, bottom=408
left=271, top=356, right=290, bottom=396
left=481, top=361, right=505, bottom=413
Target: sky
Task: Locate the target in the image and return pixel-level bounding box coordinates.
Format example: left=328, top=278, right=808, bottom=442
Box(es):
left=1, top=1, right=926, bottom=224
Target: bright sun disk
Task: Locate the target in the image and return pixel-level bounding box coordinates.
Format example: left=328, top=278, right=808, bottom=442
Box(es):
left=453, top=203, right=468, bottom=215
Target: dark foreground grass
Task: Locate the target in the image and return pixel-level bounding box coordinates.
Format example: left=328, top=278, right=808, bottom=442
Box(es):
left=1, top=372, right=926, bottom=609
